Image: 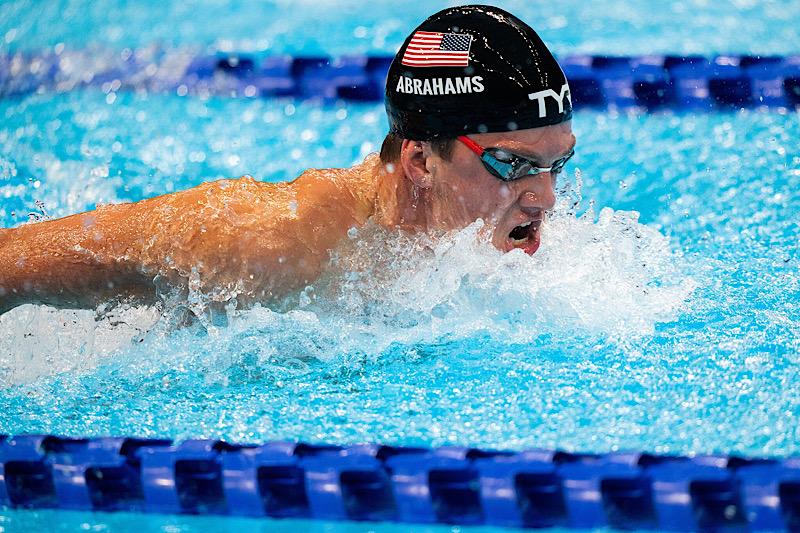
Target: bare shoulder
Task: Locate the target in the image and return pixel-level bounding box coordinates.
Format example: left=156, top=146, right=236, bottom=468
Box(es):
left=290, top=156, right=380, bottom=223
left=144, top=175, right=282, bottom=213
left=133, top=168, right=378, bottom=301
left=240, top=165, right=378, bottom=292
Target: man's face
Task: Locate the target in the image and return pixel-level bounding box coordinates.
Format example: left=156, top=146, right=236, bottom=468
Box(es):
left=424, top=121, right=576, bottom=255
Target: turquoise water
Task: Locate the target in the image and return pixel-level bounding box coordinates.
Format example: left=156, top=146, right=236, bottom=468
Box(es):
left=2, top=0, right=799, bottom=56
left=0, top=508, right=529, bottom=533
left=1, top=91, right=798, bottom=453
left=1, top=1, right=800, bottom=532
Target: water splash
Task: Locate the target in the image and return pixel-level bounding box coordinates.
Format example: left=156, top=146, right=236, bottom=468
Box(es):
left=0, top=303, right=160, bottom=385
left=0, top=170, right=695, bottom=387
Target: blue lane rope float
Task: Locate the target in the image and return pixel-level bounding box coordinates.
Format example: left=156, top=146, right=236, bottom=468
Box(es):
left=1, top=48, right=799, bottom=110
left=1, top=434, right=800, bottom=530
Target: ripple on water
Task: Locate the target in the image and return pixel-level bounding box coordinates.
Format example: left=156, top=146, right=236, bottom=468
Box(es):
left=0, top=94, right=798, bottom=456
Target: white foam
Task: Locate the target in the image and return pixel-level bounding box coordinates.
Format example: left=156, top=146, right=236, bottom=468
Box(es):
left=0, top=304, right=160, bottom=386
left=0, top=172, right=696, bottom=385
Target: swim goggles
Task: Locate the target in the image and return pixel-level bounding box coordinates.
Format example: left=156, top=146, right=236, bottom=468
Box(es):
left=457, top=135, right=574, bottom=182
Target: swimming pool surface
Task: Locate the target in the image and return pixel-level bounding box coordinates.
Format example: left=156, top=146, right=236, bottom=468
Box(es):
left=2, top=0, right=799, bottom=56
left=1, top=1, right=799, bottom=531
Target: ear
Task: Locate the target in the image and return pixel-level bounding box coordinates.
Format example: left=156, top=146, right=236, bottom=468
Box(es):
left=399, top=139, right=433, bottom=189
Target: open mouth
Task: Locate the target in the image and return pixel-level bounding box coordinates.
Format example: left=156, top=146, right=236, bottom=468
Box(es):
left=508, top=219, right=542, bottom=255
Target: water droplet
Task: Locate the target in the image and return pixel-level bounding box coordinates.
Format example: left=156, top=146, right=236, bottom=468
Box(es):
left=90, top=166, right=109, bottom=178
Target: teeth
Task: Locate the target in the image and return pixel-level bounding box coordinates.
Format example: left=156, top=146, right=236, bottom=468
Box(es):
left=509, top=220, right=537, bottom=244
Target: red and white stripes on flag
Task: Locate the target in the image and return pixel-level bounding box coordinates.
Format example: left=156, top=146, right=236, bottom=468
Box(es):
left=401, top=31, right=473, bottom=67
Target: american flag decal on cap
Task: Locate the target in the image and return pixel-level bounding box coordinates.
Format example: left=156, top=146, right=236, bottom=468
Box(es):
left=401, top=31, right=473, bottom=67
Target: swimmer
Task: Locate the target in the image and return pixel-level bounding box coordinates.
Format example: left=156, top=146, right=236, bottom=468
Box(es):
left=0, top=5, right=575, bottom=315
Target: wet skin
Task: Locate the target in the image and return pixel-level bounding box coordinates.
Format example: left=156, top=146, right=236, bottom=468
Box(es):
left=397, top=121, right=576, bottom=255
left=0, top=122, right=574, bottom=314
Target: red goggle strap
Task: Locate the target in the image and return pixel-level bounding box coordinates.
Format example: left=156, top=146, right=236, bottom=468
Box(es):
left=457, top=135, right=485, bottom=156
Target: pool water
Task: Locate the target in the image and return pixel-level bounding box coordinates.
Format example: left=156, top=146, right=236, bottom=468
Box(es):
left=1, top=91, right=798, bottom=452
left=1, top=1, right=800, bottom=532
left=2, top=0, right=799, bottom=56
left=1, top=508, right=528, bottom=533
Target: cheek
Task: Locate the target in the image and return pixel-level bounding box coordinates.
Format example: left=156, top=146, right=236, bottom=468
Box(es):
left=496, top=184, right=514, bottom=204
left=462, top=183, right=514, bottom=221
left=433, top=160, right=514, bottom=218
left=433, top=161, right=477, bottom=200
left=475, top=181, right=514, bottom=213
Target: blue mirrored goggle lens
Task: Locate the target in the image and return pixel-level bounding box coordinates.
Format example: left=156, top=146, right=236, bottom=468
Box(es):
left=480, top=148, right=574, bottom=181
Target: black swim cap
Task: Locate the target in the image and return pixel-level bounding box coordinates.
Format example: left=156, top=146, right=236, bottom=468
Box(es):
left=385, top=5, right=572, bottom=140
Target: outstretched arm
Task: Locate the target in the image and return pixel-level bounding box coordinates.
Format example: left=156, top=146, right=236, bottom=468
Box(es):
left=0, top=200, right=156, bottom=313
left=0, top=169, right=375, bottom=315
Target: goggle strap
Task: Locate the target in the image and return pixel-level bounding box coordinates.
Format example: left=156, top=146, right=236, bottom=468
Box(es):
left=457, top=135, right=485, bottom=156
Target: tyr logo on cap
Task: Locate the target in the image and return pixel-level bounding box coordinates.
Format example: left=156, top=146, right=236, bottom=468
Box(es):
left=401, top=31, right=473, bottom=67
left=528, top=84, right=572, bottom=118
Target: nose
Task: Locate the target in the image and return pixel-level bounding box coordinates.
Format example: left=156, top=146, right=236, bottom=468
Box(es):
left=516, top=172, right=556, bottom=213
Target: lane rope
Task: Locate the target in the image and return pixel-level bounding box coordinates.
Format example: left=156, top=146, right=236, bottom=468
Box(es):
left=1, top=49, right=799, bottom=109
left=1, top=434, right=798, bottom=529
